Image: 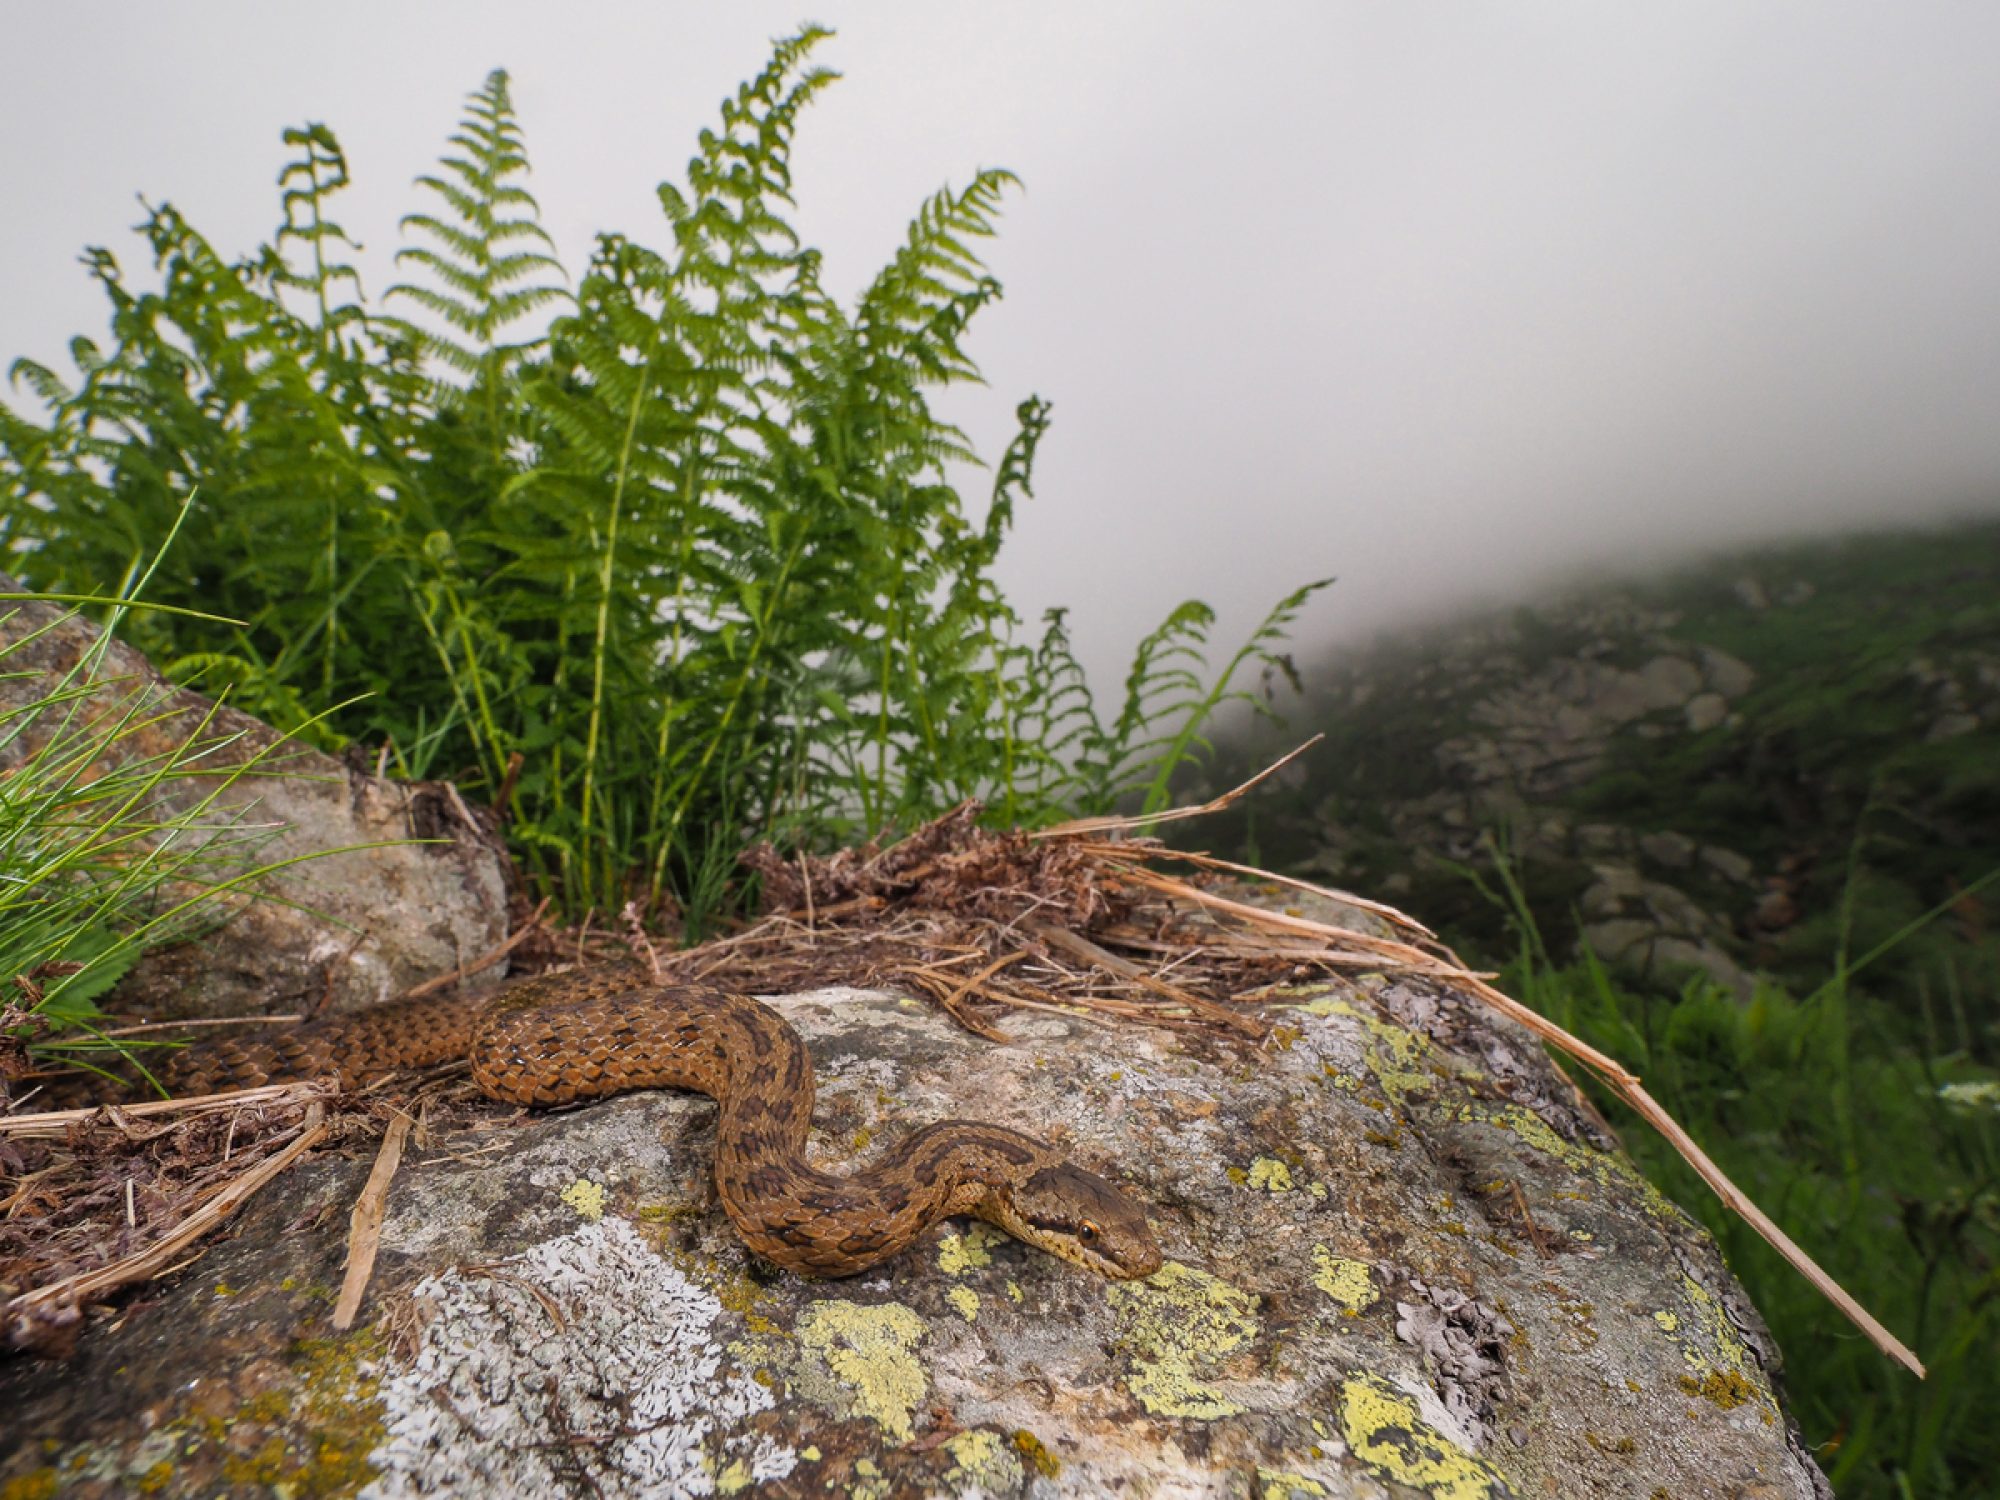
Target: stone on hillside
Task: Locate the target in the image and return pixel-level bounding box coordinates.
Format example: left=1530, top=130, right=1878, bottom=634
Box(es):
left=1684, top=691, right=1729, bottom=732
left=1637, top=832, right=1697, bottom=870
left=2, top=980, right=1825, bottom=1497
left=1701, top=846, right=1756, bottom=884
left=1697, top=647, right=1757, bottom=699
left=0, top=581, right=509, bottom=1022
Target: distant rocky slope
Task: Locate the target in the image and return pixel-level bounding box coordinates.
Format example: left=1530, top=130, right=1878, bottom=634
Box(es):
left=1208, top=517, right=2000, bottom=1004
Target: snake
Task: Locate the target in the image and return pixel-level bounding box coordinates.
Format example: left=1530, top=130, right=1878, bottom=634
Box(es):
left=98, top=965, right=1163, bottom=1280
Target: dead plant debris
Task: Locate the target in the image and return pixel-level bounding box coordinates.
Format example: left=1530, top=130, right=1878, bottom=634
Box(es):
left=0, top=749, right=1924, bottom=1378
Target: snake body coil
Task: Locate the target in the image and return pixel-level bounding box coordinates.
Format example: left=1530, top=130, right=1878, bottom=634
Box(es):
left=134, top=967, right=1162, bottom=1280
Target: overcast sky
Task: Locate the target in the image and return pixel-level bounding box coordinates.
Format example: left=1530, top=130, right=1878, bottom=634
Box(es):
left=5, top=3, right=1997, bottom=689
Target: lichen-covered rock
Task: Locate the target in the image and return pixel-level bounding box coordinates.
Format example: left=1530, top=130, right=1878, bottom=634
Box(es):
left=0, top=981, right=1828, bottom=1497
left=0, top=579, right=509, bottom=1021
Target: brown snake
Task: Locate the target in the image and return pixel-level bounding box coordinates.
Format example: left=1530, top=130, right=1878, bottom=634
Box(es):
left=88, top=966, right=1163, bottom=1280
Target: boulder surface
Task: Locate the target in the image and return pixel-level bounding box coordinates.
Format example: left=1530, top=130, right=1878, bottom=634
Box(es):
left=0, top=581, right=509, bottom=1022
left=1, top=974, right=1828, bottom=1497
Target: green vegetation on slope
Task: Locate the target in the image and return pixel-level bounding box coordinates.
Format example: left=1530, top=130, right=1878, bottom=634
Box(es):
left=1504, top=950, right=1998, bottom=1498
left=1206, top=521, right=2000, bottom=1497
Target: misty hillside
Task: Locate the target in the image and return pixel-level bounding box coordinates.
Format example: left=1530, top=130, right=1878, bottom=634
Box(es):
left=1205, top=515, right=2000, bottom=1028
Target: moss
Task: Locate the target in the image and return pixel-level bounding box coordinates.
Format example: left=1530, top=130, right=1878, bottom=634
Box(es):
left=273, top=1330, right=390, bottom=1497
left=1012, top=1429, right=1061, bottom=1478
left=1678, top=1369, right=1760, bottom=1411
left=665, top=1247, right=779, bottom=1334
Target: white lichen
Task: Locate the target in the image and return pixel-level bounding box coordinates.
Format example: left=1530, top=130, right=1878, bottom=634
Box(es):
left=364, top=1218, right=793, bottom=1498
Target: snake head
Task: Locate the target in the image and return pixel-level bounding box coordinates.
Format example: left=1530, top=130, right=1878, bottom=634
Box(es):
left=989, top=1161, right=1164, bottom=1279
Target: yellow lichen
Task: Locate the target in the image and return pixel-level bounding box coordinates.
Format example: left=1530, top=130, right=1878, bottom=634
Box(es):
left=1679, top=1369, right=1760, bottom=1411
left=1653, top=1310, right=1680, bottom=1334
left=945, top=1429, right=1025, bottom=1491
left=1310, top=1246, right=1378, bottom=1314
left=715, top=1456, right=755, bottom=1494
left=1248, top=1157, right=1295, bottom=1192
left=947, top=1286, right=980, bottom=1322
left=850, top=1453, right=890, bottom=1500
left=560, top=1179, right=607, bottom=1221
left=936, top=1223, right=1004, bottom=1274
left=0, top=1473, right=58, bottom=1500
left=793, top=1299, right=929, bottom=1442
left=1669, top=1273, right=1779, bottom=1423
left=1475, top=1103, right=1688, bottom=1226
left=1005, top=1281, right=1024, bottom=1303
left=1107, top=1262, right=1260, bottom=1419
left=1012, top=1429, right=1061, bottom=1478
left=1337, top=1375, right=1517, bottom=1499
left=1259, top=1470, right=1329, bottom=1499
left=1308, top=1181, right=1329, bottom=1200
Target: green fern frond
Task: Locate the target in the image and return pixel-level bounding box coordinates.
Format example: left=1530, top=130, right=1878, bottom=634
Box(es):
left=389, top=68, right=570, bottom=383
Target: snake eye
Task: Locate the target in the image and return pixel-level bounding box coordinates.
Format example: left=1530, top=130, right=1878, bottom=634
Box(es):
left=1079, top=1220, right=1100, bottom=1244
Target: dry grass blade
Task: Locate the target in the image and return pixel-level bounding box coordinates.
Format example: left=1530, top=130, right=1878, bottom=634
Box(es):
left=1033, top=734, right=1324, bottom=838
left=332, top=1107, right=415, bottom=1331
left=2, top=1102, right=328, bottom=1349
left=894, top=952, right=1024, bottom=1042
left=1140, top=846, right=1440, bottom=940
left=1027, top=921, right=1265, bottom=1039
left=0, top=1080, right=335, bottom=1140
left=1104, top=854, right=1926, bottom=1379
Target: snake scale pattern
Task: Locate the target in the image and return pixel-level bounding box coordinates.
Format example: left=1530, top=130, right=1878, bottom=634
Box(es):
left=126, top=965, right=1163, bottom=1279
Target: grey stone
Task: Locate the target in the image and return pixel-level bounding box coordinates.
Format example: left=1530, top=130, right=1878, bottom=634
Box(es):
left=1638, top=832, right=1698, bottom=870
left=0, top=981, right=1823, bottom=1497
left=1698, top=647, right=1757, bottom=699
left=1634, top=655, right=1705, bottom=708
left=1928, top=713, right=1980, bottom=742
left=1684, top=692, right=1729, bottom=733
left=0, top=582, right=509, bottom=1022
left=1700, top=847, right=1756, bottom=884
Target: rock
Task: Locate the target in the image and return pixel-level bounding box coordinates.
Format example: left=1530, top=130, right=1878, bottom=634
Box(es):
left=1638, top=832, right=1698, bottom=871
left=1701, top=846, right=1756, bottom=884
left=1927, top=712, right=1979, bottom=742
left=1634, top=655, right=1705, bottom=710
left=1732, top=576, right=1771, bottom=610
left=1698, top=647, right=1757, bottom=700
left=1684, top=691, right=1729, bottom=733
left=1, top=980, right=1825, bottom=1497
left=0, top=581, right=509, bottom=1021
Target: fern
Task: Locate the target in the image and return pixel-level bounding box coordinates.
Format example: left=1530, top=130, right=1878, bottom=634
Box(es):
left=0, top=30, right=1330, bottom=926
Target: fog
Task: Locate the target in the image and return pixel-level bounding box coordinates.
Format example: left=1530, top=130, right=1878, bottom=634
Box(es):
left=5, top=3, right=1997, bottom=689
